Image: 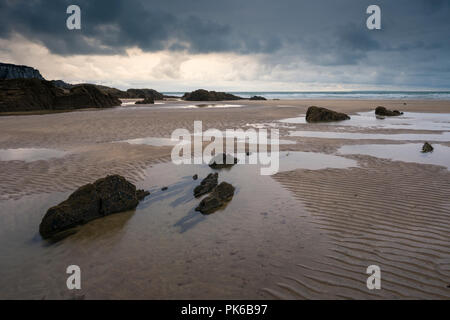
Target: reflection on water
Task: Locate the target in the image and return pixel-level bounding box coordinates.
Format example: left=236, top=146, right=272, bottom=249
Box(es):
left=289, top=130, right=450, bottom=142
left=338, top=143, right=450, bottom=170
left=280, top=112, right=450, bottom=132
left=0, top=148, right=67, bottom=162
left=0, top=151, right=355, bottom=299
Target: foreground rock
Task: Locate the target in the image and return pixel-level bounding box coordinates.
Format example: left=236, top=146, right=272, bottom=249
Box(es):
left=305, top=106, right=350, bottom=123
left=194, top=173, right=218, bottom=197
left=209, top=153, right=239, bottom=169
left=135, top=97, right=155, bottom=104
left=375, top=106, right=403, bottom=116
left=195, top=182, right=235, bottom=214
left=422, top=142, right=434, bottom=153
left=39, top=175, right=149, bottom=239
left=182, top=89, right=243, bottom=101
left=0, top=79, right=121, bottom=112
left=249, top=95, right=267, bottom=100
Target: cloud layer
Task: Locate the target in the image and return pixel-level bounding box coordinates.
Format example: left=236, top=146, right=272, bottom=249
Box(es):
left=1, top=0, right=449, bottom=90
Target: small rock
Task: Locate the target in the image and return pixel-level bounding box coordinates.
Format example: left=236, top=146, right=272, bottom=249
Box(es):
left=194, top=173, right=218, bottom=197
left=161, top=186, right=168, bottom=191
left=375, top=106, right=403, bottom=116
left=192, top=174, right=198, bottom=180
left=305, top=106, right=350, bottom=123
left=136, top=189, right=150, bottom=200
left=209, top=153, right=238, bottom=169
left=135, top=97, right=155, bottom=104
left=422, top=142, right=434, bottom=153
left=195, top=182, right=235, bottom=214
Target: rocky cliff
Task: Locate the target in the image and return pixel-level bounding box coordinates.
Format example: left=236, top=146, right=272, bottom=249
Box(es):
left=0, top=62, right=44, bottom=80
left=0, top=79, right=121, bottom=112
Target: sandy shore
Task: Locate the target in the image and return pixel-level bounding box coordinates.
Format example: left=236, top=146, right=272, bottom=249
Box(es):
left=0, top=99, right=449, bottom=299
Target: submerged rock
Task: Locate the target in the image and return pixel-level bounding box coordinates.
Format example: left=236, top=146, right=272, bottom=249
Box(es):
left=39, top=175, right=148, bottom=239
left=375, top=106, right=403, bottom=116
left=305, top=106, right=350, bottom=123
left=195, top=182, right=235, bottom=214
left=209, top=153, right=238, bottom=169
left=135, top=97, right=155, bottom=104
left=194, top=173, right=218, bottom=197
left=422, top=142, right=434, bottom=153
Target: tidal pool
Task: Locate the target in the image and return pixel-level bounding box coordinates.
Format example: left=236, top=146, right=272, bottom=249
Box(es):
left=338, top=143, right=450, bottom=169
left=0, top=148, right=67, bottom=162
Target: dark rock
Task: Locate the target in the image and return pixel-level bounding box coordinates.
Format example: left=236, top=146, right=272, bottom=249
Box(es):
left=305, top=106, right=350, bottom=123
left=0, top=62, right=44, bottom=80
left=209, top=153, right=238, bottom=169
left=135, top=97, right=155, bottom=104
left=375, top=106, right=403, bottom=116
left=193, top=174, right=198, bottom=180
left=136, top=189, right=150, bottom=200
left=195, top=182, right=235, bottom=214
left=50, top=80, right=73, bottom=90
left=126, top=88, right=164, bottom=100
left=0, top=79, right=121, bottom=112
left=39, top=175, right=145, bottom=239
left=161, top=186, right=168, bottom=191
left=193, top=173, right=218, bottom=197
left=249, top=95, right=267, bottom=100
left=422, top=142, right=434, bottom=153
left=182, top=89, right=243, bottom=101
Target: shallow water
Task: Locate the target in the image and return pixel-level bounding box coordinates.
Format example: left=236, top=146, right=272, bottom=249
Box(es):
left=0, top=152, right=356, bottom=299
left=338, top=143, right=450, bottom=170
left=289, top=130, right=450, bottom=142
left=0, top=148, right=67, bottom=162
left=280, top=112, right=450, bottom=132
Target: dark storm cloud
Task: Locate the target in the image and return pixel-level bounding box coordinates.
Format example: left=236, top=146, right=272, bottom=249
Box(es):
left=1, top=0, right=450, bottom=88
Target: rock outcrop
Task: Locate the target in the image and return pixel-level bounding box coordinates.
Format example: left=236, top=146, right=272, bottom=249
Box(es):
left=375, top=106, right=403, bottom=117
left=422, top=142, right=434, bottom=153
left=0, top=62, right=44, bottom=80
left=305, top=106, right=350, bottom=123
left=194, top=173, right=218, bottom=197
left=182, top=89, right=243, bottom=101
left=209, top=154, right=238, bottom=169
left=126, top=88, right=164, bottom=100
left=249, top=95, right=267, bottom=100
left=195, top=182, right=235, bottom=214
left=0, top=79, right=121, bottom=112
left=135, top=97, right=155, bottom=104
left=39, top=175, right=149, bottom=239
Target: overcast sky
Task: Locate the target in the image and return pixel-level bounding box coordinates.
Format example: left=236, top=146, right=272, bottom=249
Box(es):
left=1, top=0, right=449, bottom=91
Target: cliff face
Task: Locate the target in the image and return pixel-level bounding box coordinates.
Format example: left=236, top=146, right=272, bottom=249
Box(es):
left=0, top=63, right=44, bottom=80
left=0, top=79, right=121, bottom=112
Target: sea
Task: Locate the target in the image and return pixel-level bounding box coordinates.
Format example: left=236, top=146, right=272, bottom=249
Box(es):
left=163, top=91, right=450, bottom=100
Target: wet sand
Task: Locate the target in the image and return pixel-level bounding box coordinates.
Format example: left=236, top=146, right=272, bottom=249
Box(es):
left=0, top=99, right=449, bottom=299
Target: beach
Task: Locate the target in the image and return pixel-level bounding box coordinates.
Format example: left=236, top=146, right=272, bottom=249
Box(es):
left=0, top=99, right=449, bottom=299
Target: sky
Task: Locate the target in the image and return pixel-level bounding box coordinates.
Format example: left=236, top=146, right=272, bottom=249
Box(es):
left=1, top=0, right=449, bottom=91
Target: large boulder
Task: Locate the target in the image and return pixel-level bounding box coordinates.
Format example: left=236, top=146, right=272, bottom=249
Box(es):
left=182, top=89, right=243, bottom=101
left=194, top=173, right=218, bottom=197
left=126, top=88, right=164, bottom=100
left=195, top=182, right=235, bottom=214
left=39, top=175, right=149, bottom=239
left=54, top=84, right=121, bottom=109
left=375, top=106, right=403, bottom=116
left=305, top=106, right=350, bottom=123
